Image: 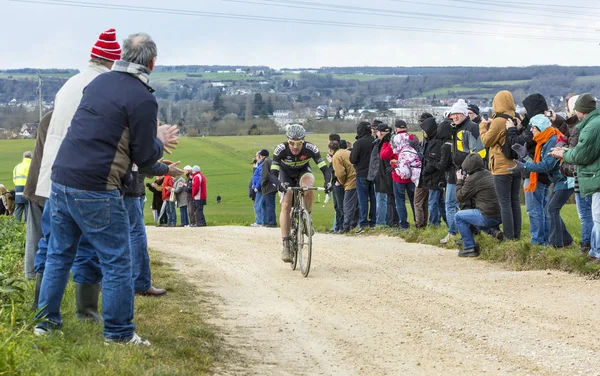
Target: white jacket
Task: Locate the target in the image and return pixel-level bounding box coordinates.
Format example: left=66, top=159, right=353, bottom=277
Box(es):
left=36, top=63, right=110, bottom=198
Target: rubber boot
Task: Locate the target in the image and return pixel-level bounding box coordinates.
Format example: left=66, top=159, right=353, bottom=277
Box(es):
left=75, top=283, right=102, bottom=322
left=32, top=272, right=43, bottom=311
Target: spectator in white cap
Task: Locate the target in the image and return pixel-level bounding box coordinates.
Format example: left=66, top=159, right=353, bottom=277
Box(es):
left=182, top=165, right=196, bottom=226
left=440, top=99, right=486, bottom=245
left=174, top=166, right=190, bottom=227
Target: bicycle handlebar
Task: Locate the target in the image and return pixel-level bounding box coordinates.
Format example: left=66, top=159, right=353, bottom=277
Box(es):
left=285, top=186, right=327, bottom=191
left=279, top=186, right=330, bottom=204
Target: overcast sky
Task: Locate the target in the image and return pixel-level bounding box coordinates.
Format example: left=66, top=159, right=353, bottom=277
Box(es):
left=2, top=0, right=599, bottom=70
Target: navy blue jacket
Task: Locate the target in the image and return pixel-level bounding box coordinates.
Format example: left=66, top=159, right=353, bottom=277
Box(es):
left=52, top=71, right=166, bottom=191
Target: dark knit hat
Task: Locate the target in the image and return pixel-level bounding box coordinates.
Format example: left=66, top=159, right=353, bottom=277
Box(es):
left=418, top=113, right=433, bottom=123
left=376, top=123, right=392, bottom=133
left=574, top=93, right=597, bottom=114
left=258, top=149, right=269, bottom=157
left=394, top=119, right=407, bottom=129
left=371, top=120, right=383, bottom=128
left=468, top=104, right=480, bottom=115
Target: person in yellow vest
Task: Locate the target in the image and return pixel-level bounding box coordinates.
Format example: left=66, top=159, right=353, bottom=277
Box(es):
left=13, top=151, right=32, bottom=222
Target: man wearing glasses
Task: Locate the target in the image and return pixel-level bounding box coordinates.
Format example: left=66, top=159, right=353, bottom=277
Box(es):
left=271, top=124, right=332, bottom=262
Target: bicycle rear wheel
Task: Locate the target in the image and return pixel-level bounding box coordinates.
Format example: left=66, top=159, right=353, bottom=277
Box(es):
left=297, top=209, right=313, bottom=277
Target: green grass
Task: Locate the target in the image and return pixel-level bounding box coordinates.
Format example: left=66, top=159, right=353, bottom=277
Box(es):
left=0, top=216, right=220, bottom=375
left=0, top=73, right=74, bottom=80
left=575, top=75, right=600, bottom=83
left=421, top=86, right=486, bottom=97
left=480, top=79, right=531, bottom=86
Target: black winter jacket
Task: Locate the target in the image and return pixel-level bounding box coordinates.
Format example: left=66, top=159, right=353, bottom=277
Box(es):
left=420, top=118, right=448, bottom=190
left=375, top=137, right=394, bottom=194
left=434, top=120, right=456, bottom=185
left=350, top=123, right=375, bottom=178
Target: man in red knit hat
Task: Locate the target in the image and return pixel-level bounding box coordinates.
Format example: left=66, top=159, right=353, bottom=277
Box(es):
left=32, top=28, right=122, bottom=325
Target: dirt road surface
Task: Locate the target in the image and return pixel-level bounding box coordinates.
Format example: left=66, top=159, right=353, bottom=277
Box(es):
left=147, top=226, right=600, bottom=375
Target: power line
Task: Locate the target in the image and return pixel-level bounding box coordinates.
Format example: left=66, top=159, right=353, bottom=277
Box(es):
left=446, top=0, right=600, bottom=17
left=225, top=0, right=597, bottom=33
left=386, top=0, right=598, bottom=21
left=452, top=0, right=600, bottom=12
left=8, top=0, right=600, bottom=43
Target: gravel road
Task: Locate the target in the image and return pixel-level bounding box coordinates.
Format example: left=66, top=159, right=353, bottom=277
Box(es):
left=146, top=226, right=600, bottom=376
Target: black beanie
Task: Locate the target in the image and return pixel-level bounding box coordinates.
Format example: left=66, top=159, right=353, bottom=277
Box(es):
left=468, top=104, right=480, bottom=115
left=574, top=93, right=597, bottom=114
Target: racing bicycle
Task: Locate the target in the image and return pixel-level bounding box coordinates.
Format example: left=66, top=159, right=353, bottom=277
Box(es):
left=283, top=186, right=329, bottom=277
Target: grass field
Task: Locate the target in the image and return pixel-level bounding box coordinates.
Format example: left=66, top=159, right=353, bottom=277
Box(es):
left=480, top=79, right=531, bottom=86
left=422, top=86, right=487, bottom=97
left=0, top=134, right=356, bottom=231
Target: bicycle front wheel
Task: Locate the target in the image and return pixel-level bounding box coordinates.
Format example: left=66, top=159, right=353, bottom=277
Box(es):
left=297, top=209, right=313, bottom=277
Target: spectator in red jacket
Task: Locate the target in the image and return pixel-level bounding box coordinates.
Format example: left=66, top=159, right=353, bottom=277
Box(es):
left=191, top=165, right=207, bottom=227
left=162, top=174, right=176, bottom=227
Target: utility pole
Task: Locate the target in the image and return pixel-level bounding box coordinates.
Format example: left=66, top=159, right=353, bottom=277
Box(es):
left=38, top=71, right=42, bottom=123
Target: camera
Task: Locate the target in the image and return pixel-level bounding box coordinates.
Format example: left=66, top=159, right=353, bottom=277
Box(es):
left=483, top=114, right=489, bottom=121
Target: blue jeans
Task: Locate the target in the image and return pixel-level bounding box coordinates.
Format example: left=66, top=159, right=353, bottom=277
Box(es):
left=166, top=201, right=176, bottom=226
left=525, top=179, right=549, bottom=245
left=375, top=192, right=388, bottom=226
left=445, top=184, right=458, bottom=235
left=590, top=193, right=600, bottom=258
left=356, top=177, right=376, bottom=228
left=332, top=185, right=345, bottom=231
left=455, top=209, right=502, bottom=250
left=546, top=188, right=573, bottom=247
left=36, top=183, right=135, bottom=341
left=428, top=189, right=446, bottom=227
left=262, top=192, right=277, bottom=226
left=393, top=181, right=415, bottom=229
left=254, top=191, right=264, bottom=225
left=179, top=206, right=189, bottom=226
left=124, top=197, right=151, bottom=292
left=576, top=193, right=594, bottom=246
left=34, top=200, right=102, bottom=284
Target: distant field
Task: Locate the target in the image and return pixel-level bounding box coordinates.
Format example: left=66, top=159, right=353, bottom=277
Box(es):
left=422, top=86, right=487, bottom=97
left=480, top=79, right=531, bottom=86
left=0, top=72, right=74, bottom=80
left=575, top=75, right=600, bottom=83
left=0, top=134, right=352, bottom=230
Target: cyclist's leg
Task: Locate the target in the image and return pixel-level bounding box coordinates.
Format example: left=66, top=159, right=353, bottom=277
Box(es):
left=279, top=171, right=295, bottom=239
left=299, top=171, right=315, bottom=213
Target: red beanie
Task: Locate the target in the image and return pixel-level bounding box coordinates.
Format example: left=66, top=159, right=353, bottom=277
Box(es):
left=90, top=28, right=121, bottom=62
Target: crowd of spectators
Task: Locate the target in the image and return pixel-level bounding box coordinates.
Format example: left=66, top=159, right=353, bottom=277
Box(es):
left=324, top=93, right=599, bottom=262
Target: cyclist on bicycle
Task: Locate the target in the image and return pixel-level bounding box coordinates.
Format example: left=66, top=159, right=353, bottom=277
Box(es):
left=270, top=124, right=332, bottom=263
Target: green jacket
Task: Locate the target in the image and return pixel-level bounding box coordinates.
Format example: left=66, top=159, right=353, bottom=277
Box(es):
left=563, top=109, right=600, bottom=197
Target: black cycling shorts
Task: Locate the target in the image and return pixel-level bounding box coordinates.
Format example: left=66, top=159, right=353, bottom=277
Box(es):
left=279, top=166, right=313, bottom=187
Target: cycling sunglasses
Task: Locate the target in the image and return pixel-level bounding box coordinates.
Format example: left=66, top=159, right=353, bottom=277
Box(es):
left=288, top=140, right=304, bottom=147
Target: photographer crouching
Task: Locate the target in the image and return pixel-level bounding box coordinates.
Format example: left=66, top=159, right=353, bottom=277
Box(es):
left=455, top=153, right=503, bottom=257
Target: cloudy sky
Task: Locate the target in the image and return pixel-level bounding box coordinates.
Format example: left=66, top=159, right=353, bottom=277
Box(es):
left=2, top=0, right=599, bottom=70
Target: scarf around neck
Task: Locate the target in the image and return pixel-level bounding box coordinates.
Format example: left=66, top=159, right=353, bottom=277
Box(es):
left=112, top=60, right=154, bottom=91
left=524, top=127, right=564, bottom=193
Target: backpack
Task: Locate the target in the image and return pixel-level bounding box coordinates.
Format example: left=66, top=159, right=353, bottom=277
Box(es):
left=394, top=149, right=422, bottom=187
left=494, top=114, right=519, bottom=160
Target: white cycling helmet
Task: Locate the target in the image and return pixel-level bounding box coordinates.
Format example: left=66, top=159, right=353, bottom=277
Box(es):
left=286, top=124, right=306, bottom=140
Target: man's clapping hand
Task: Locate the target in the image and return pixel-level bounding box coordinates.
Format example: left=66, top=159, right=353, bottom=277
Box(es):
left=157, top=124, right=179, bottom=155
left=166, top=161, right=184, bottom=177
